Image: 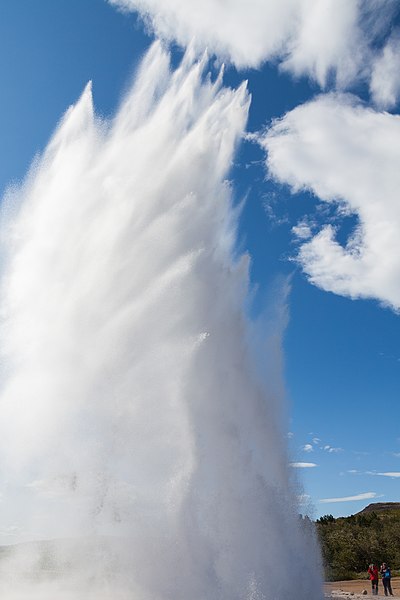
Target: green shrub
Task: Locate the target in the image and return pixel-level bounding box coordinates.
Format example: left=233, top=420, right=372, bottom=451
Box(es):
left=315, top=509, right=400, bottom=581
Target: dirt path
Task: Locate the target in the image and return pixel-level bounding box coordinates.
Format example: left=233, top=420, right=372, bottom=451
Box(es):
left=325, top=577, right=400, bottom=598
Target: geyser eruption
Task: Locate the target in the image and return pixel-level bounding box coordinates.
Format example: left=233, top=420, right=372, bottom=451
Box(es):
left=0, top=43, right=321, bottom=599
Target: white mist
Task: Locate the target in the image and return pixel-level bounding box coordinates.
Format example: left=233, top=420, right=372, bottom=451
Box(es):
left=0, top=43, right=322, bottom=599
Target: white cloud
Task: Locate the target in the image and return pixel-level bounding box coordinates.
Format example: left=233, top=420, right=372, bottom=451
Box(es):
left=370, top=30, right=400, bottom=109
left=349, top=470, right=400, bottom=478
left=324, top=446, right=343, bottom=454
left=281, top=0, right=363, bottom=87
left=312, top=437, right=320, bottom=445
left=302, top=444, right=313, bottom=453
left=320, top=491, right=377, bottom=503
left=290, top=462, right=317, bottom=468
left=263, top=93, right=400, bottom=311
left=109, top=0, right=397, bottom=89
left=292, top=221, right=313, bottom=241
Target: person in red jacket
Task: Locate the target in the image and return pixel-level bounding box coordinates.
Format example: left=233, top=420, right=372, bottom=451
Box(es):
left=368, top=564, right=379, bottom=595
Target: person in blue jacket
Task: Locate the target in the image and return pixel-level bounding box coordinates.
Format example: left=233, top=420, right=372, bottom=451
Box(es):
left=380, top=563, right=394, bottom=596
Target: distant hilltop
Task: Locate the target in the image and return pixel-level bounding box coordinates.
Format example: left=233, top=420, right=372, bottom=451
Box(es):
left=357, top=502, right=400, bottom=514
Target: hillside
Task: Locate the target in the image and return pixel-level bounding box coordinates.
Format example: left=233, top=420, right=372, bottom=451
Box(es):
left=316, top=503, right=400, bottom=581
left=357, top=502, right=400, bottom=514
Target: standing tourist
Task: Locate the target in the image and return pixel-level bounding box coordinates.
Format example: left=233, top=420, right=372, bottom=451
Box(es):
left=380, top=563, right=394, bottom=596
left=368, top=564, right=379, bottom=595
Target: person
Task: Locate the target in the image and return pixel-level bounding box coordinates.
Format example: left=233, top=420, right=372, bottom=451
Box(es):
left=380, top=563, right=394, bottom=596
left=368, top=564, right=379, bottom=595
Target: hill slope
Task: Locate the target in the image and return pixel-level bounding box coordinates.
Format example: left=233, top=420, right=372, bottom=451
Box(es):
left=357, top=502, right=400, bottom=514
left=316, top=504, right=400, bottom=581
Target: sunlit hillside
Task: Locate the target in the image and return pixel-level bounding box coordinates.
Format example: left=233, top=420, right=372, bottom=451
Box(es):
left=317, top=503, right=400, bottom=581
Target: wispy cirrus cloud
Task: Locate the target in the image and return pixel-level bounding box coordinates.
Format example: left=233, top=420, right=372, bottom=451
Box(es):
left=320, top=491, right=378, bottom=503
left=290, top=462, right=317, bottom=468
left=348, top=469, right=400, bottom=478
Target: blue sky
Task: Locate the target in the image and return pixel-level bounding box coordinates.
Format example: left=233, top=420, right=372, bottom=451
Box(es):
left=1, top=0, right=399, bottom=520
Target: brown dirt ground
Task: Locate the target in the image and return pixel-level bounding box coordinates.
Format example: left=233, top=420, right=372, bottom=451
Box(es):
left=324, top=577, right=400, bottom=596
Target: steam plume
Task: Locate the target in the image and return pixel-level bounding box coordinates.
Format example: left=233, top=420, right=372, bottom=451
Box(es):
left=0, top=43, right=321, bottom=599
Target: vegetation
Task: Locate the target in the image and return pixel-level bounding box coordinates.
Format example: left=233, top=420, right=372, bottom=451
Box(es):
left=315, top=507, right=400, bottom=581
